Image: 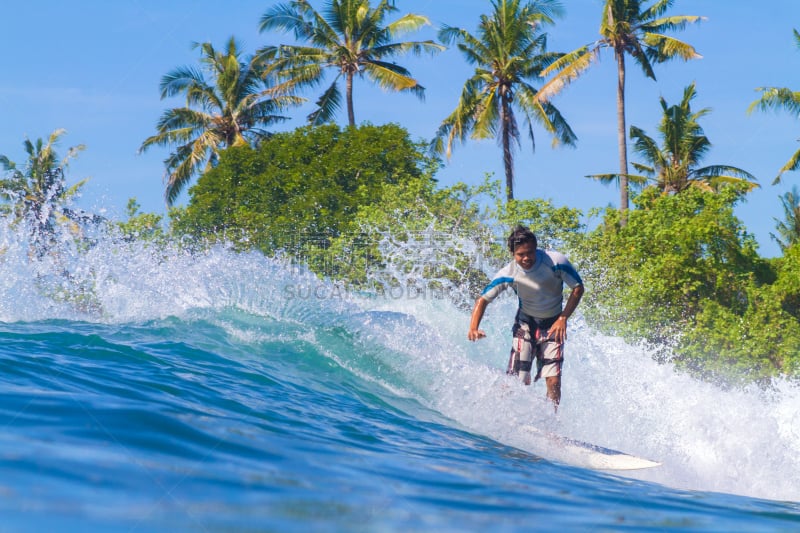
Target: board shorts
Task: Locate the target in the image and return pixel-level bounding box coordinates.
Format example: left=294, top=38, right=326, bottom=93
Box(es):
left=506, top=312, right=563, bottom=385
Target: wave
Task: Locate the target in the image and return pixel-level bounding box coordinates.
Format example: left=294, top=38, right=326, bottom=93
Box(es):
left=2, top=222, right=800, bottom=505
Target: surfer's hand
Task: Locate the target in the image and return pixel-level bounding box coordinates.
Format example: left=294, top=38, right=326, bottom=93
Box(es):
left=467, top=329, right=486, bottom=341
left=548, top=316, right=568, bottom=343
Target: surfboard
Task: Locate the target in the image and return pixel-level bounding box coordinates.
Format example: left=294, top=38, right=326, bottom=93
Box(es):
left=522, top=426, right=661, bottom=471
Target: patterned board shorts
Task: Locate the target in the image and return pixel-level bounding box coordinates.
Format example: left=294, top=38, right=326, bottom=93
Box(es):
left=506, top=313, right=564, bottom=384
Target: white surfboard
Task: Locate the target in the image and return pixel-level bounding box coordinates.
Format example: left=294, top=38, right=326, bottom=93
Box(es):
left=523, top=426, right=661, bottom=471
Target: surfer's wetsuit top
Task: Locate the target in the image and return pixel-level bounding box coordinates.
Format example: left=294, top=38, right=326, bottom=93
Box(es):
left=481, top=249, right=583, bottom=384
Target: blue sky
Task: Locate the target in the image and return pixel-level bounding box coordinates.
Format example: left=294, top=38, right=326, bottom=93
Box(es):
left=2, top=0, right=799, bottom=257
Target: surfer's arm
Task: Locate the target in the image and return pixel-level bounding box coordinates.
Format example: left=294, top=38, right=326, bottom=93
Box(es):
left=561, top=283, right=584, bottom=320
left=549, top=284, right=584, bottom=343
left=467, top=297, right=489, bottom=341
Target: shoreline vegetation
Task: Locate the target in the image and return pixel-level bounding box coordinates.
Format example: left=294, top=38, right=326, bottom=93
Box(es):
left=2, top=1, right=800, bottom=384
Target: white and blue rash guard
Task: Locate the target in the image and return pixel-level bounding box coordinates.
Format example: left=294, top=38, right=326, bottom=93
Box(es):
left=481, top=249, right=583, bottom=320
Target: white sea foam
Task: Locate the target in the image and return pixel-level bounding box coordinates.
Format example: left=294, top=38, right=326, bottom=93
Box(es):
left=353, top=291, right=800, bottom=502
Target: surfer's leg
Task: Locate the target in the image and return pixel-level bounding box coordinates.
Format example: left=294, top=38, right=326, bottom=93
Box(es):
left=507, top=322, right=533, bottom=385
left=545, top=376, right=561, bottom=410
left=537, top=334, right=564, bottom=410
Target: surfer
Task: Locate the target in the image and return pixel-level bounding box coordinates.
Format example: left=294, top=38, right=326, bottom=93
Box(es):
left=467, top=225, right=584, bottom=409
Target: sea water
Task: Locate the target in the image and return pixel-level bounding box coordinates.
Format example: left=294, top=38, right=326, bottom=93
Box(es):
left=1, top=223, right=799, bottom=532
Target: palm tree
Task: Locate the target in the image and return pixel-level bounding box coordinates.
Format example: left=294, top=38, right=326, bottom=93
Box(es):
left=589, top=83, right=757, bottom=195
left=433, top=0, right=576, bottom=203
left=139, top=37, right=302, bottom=205
left=0, top=129, right=88, bottom=256
left=257, top=0, right=444, bottom=127
left=748, top=29, right=800, bottom=185
left=771, top=186, right=800, bottom=252
left=539, top=0, right=703, bottom=213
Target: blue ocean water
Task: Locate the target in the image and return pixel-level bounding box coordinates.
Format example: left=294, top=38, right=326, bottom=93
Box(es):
left=1, top=231, right=800, bottom=532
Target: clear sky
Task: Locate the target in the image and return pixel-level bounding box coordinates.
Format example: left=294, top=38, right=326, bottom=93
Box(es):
left=2, top=1, right=799, bottom=257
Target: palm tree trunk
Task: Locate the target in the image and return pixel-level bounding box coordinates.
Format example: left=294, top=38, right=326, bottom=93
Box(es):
left=346, top=72, right=356, bottom=127
left=616, top=49, right=629, bottom=219
left=502, top=95, right=514, bottom=203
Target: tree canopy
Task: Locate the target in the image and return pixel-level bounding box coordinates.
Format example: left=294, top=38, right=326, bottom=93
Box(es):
left=174, top=122, right=440, bottom=255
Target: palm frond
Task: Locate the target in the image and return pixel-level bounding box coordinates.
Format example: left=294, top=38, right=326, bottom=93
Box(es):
left=775, top=148, right=800, bottom=185
left=259, top=2, right=315, bottom=40
left=586, top=172, right=624, bottom=185
left=163, top=131, right=220, bottom=205
left=629, top=39, right=658, bottom=79
left=640, top=0, right=675, bottom=21
left=433, top=76, right=485, bottom=157
left=471, top=89, right=501, bottom=141
left=747, top=87, right=800, bottom=116
left=308, top=81, right=342, bottom=125
left=385, top=13, right=431, bottom=36
left=642, top=32, right=702, bottom=61
left=370, top=40, right=445, bottom=58
left=703, top=175, right=759, bottom=193
left=159, top=66, right=208, bottom=99
left=155, top=107, right=214, bottom=137
left=643, top=15, right=705, bottom=35
left=537, top=46, right=597, bottom=103
left=362, top=60, right=420, bottom=91
left=693, top=164, right=758, bottom=182
left=439, top=26, right=490, bottom=65
left=630, top=125, right=664, bottom=170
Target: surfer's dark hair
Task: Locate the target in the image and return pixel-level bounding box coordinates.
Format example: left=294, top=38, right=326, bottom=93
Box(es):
left=507, top=225, right=537, bottom=253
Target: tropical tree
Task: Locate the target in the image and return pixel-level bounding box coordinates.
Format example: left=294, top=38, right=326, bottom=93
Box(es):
left=771, top=186, right=800, bottom=253
left=173, top=123, right=440, bottom=256
left=588, top=83, right=758, bottom=195
left=257, top=0, right=444, bottom=127
left=139, top=37, right=302, bottom=205
left=539, top=0, right=703, bottom=213
left=748, top=29, right=800, bottom=185
left=0, top=129, right=89, bottom=257
left=433, top=0, right=576, bottom=203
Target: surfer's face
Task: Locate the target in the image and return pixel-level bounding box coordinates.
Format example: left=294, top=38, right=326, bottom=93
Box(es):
left=512, top=242, right=536, bottom=270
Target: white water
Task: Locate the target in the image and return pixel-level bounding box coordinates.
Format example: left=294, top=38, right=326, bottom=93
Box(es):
left=360, top=292, right=800, bottom=502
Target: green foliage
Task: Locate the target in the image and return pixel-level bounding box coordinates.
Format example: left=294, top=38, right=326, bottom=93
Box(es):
left=491, top=192, right=586, bottom=251
left=578, top=187, right=765, bottom=357
left=677, top=283, right=800, bottom=385
left=676, top=243, right=800, bottom=383
left=174, top=122, right=440, bottom=255
left=573, top=185, right=800, bottom=383
left=115, top=198, right=165, bottom=242
left=771, top=186, right=800, bottom=252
